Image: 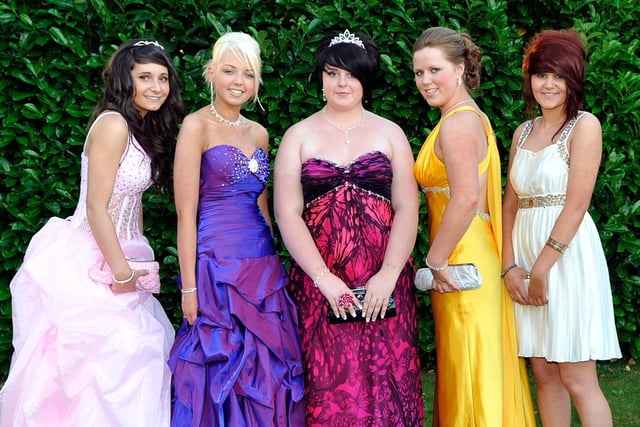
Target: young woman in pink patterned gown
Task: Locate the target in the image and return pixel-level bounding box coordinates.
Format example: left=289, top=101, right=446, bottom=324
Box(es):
left=0, top=39, right=183, bottom=426
left=274, top=29, right=424, bottom=427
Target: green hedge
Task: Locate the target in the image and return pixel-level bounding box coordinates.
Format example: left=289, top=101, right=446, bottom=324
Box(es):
left=1, top=0, right=638, bottom=377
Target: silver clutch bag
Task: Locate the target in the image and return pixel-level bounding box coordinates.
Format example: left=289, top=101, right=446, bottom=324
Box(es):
left=414, top=263, right=482, bottom=291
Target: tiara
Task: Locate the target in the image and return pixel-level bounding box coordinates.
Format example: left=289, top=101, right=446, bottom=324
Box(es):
left=329, top=30, right=365, bottom=50
left=133, top=40, right=164, bottom=50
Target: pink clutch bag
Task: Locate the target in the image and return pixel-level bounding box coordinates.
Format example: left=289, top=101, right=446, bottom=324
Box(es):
left=89, top=258, right=161, bottom=293
left=88, top=242, right=161, bottom=293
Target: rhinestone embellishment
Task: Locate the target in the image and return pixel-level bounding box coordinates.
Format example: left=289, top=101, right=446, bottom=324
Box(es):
left=248, top=158, right=259, bottom=173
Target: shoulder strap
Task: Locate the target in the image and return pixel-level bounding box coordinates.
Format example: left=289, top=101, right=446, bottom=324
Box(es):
left=516, top=119, right=536, bottom=149
left=83, top=111, right=131, bottom=162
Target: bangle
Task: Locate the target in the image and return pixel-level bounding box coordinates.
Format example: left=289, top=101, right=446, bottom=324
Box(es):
left=501, top=264, right=517, bottom=278
left=313, top=267, right=330, bottom=288
left=181, top=287, right=197, bottom=294
left=546, top=237, right=568, bottom=254
left=425, top=258, right=449, bottom=271
left=112, top=270, right=135, bottom=284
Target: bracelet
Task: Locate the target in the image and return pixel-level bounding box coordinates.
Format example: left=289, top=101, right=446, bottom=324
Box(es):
left=313, top=267, right=330, bottom=288
left=181, top=287, right=197, bottom=294
left=546, top=237, right=568, bottom=254
left=501, top=264, right=517, bottom=278
left=425, top=258, right=449, bottom=271
left=112, top=270, right=135, bottom=284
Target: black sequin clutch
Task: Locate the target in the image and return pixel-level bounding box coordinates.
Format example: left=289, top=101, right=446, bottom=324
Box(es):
left=327, top=287, right=396, bottom=323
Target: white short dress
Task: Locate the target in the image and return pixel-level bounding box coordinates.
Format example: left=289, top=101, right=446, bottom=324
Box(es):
left=510, top=111, right=622, bottom=362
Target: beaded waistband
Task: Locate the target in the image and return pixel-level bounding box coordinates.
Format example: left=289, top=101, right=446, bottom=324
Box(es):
left=518, top=194, right=566, bottom=209
left=422, top=186, right=490, bottom=221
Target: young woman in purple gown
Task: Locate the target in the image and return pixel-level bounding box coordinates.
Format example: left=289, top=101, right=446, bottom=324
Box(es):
left=168, top=32, right=305, bottom=426
left=274, top=29, right=424, bottom=427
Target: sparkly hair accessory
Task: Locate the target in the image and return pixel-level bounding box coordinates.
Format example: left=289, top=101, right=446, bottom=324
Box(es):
left=133, top=40, right=164, bottom=50
left=329, top=30, right=365, bottom=50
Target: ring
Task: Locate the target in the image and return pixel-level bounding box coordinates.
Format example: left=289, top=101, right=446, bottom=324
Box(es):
left=526, top=274, right=530, bottom=279
left=338, top=293, right=355, bottom=308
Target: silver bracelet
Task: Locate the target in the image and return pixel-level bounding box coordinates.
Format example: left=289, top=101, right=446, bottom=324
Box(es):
left=425, top=258, right=449, bottom=271
left=112, top=270, right=135, bottom=284
left=313, top=267, right=330, bottom=288
left=181, top=287, right=197, bottom=294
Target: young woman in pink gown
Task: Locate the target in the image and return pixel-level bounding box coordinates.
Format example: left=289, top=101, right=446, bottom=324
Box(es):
left=0, top=39, right=183, bottom=426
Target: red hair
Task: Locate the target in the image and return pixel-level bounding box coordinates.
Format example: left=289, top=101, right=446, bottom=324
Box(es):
left=522, top=30, right=586, bottom=127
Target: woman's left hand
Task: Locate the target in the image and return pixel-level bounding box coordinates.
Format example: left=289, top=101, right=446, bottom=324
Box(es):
left=362, top=271, right=396, bottom=322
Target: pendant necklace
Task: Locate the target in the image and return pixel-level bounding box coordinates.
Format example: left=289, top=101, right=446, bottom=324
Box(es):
left=322, top=107, right=365, bottom=144
left=210, top=103, right=243, bottom=127
left=441, top=99, right=473, bottom=117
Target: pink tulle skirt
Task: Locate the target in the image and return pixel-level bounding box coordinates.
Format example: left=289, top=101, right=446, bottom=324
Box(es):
left=0, top=218, right=174, bottom=426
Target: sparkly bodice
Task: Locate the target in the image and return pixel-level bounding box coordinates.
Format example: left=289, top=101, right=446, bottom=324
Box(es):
left=510, top=112, right=584, bottom=200
left=301, top=151, right=392, bottom=206
left=69, top=112, right=152, bottom=240
left=196, top=144, right=272, bottom=259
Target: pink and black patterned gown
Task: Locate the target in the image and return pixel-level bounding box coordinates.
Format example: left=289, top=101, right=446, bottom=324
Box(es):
left=288, top=151, right=424, bottom=427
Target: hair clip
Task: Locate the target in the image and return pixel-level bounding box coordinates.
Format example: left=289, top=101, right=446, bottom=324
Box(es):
left=329, top=29, right=365, bottom=50
left=133, top=40, right=164, bottom=50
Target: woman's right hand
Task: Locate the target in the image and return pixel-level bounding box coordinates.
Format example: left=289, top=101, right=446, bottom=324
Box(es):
left=502, top=266, right=530, bottom=305
left=317, top=273, right=361, bottom=321
left=430, top=268, right=462, bottom=293
left=181, top=291, right=198, bottom=325
left=111, top=269, right=148, bottom=293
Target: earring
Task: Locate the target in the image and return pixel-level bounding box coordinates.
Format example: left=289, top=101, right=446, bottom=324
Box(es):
left=210, top=81, right=215, bottom=105
left=457, top=76, right=463, bottom=87
left=322, top=89, right=326, bottom=102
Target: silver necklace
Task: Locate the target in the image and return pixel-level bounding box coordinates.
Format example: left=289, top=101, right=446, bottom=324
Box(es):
left=322, top=107, right=365, bottom=144
left=210, top=103, right=243, bottom=127
left=441, top=99, right=473, bottom=117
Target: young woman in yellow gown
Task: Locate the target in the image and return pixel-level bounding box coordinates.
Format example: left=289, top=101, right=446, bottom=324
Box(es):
left=412, top=27, right=535, bottom=426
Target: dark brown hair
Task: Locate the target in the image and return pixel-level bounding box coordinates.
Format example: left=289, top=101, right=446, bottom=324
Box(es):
left=92, top=39, right=184, bottom=192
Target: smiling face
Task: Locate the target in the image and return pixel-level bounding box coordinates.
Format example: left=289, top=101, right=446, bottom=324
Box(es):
left=210, top=50, right=256, bottom=107
left=412, top=46, right=464, bottom=110
left=131, top=62, right=170, bottom=117
left=531, top=72, right=567, bottom=113
left=322, top=65, right=364, bottom=110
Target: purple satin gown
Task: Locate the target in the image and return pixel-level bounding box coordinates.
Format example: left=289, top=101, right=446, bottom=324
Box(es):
left=168, top=145, right=305, bottom=427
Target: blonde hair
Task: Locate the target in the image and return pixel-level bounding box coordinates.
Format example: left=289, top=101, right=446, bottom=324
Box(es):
left=204, top=32, right=262, bottom=103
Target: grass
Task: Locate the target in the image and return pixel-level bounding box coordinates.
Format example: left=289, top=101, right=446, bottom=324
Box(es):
left=421, top=359, right=640, bottom=426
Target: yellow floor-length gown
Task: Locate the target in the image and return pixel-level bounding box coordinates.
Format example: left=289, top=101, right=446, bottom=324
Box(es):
left=414, top=106, right=535, bottom=426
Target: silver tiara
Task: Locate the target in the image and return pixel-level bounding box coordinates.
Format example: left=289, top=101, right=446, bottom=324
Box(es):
left=329, top=30, right=365, bottom=50
left=133, top=40, right=164, bottom=50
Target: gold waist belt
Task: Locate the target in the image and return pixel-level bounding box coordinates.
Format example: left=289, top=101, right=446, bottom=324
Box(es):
left=518, top=194, right=566, bottom=209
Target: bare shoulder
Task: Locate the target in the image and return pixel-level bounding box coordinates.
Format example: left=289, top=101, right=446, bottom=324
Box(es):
left=248, top=119, right=268, bottom=139
left=91, top=111, right=128, bottom=135
left=439, top=108, right=485, bottom=138
left=180, top=108, right=209, bottom=131
left=281, top=112, right=320, bottom=143
left=247, top=119, right=269, bottom=151
left=575, top=111, right=601, bottom=131
left=368, top=112, right=404, bottom=134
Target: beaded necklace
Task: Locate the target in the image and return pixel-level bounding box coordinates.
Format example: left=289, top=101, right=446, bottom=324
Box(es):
left=210, top=103, right=243, bottom=127
left=322, top=107, right=365, bottom=144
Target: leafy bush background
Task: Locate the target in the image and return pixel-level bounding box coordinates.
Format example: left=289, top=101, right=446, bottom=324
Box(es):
left=1, top=0, right=638, bottom=377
